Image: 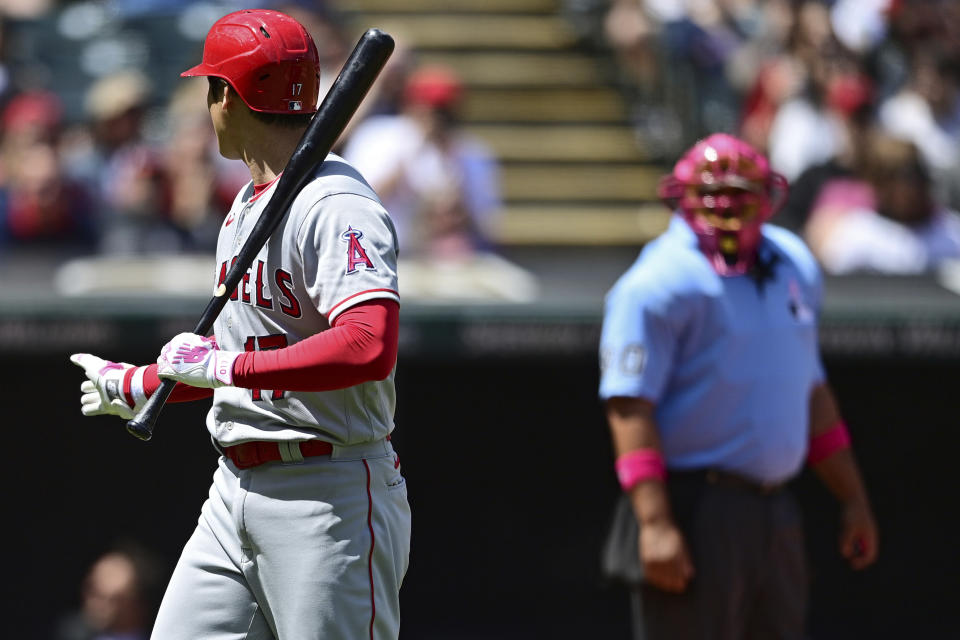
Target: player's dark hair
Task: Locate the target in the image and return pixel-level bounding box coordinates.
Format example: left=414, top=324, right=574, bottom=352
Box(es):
left=208, top=77, right=314, bottom=129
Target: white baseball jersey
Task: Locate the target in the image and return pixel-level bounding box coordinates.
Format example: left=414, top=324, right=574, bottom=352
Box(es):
left=209, top=153, right=400, bottom=447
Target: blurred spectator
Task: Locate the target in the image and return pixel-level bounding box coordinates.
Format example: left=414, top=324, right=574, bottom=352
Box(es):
left=805, top=132, right=960, bottom=274
left=0, top=18, right=15, bottom=108
left=55, top=542, right=167, bottom=640
left=655, top=0, right=757, bottom=137
left=158, top=76, right=248, bottom=252
left=61, top=68, right=244, bottom=256
left=735, top=0, right=822, bottom=152
left=600, top=0, right=770, bottom=154
left=1, top=0, right=52, bottom=19
left=342, top=65, right=501, bottom=258
left=1, top=89, right=61, bottom=144
left=598, top=0, right=683, bottom=157
left=358, top=36, right=416, bottom=119
left=868, top=0, right=960, bottom=103
left=603, top=0, right=661, bottom=95
left=767, top=3, right=873, bottom=182
left=61, top=69, right=173, bottom=255
left=877, top=42, right=960, bottom=209
left=596, top=0, right=960, bottom=213
left=774, top=99, right=874, bottom=233
left=112, top=0, right=209, bottom=18
left=0, top=90, right=96, bottom=248
left=829, top=0, right=891, bottom=57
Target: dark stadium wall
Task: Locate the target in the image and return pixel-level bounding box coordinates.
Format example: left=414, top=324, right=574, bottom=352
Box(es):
left=5, top=344, right=958, bottom=639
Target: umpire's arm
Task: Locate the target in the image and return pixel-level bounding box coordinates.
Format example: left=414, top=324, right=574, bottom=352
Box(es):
left=606, top=397, right=694, bottom=593
left=807, top=383, right=879, bottom=569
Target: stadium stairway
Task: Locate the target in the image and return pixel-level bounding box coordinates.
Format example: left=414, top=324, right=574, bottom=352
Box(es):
left=336, top=0, right=671, bottom=248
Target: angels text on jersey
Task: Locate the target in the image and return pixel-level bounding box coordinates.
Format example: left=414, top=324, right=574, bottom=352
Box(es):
left=217, top=258, right=303, bottom=318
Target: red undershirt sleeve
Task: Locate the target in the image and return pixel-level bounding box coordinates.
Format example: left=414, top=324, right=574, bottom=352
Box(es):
left=231, top=298, right=399, bottom=391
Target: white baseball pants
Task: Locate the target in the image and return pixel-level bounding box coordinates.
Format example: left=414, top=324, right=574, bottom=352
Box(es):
left=151, top=438, right=411, bottom=640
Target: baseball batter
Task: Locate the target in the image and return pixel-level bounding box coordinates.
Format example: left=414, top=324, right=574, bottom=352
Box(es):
left=70, top=10, right=411, bottom=639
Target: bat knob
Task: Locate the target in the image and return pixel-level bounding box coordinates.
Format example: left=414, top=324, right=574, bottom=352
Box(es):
left=126, top=419, right=154, bottom=441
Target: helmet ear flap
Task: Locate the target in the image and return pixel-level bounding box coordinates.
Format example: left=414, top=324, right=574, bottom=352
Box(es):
left=657, top=174, right=685, bottom=210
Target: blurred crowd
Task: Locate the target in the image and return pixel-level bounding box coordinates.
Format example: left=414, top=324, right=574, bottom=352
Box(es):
left=1, top=0, right=959, bottom=278
left=594, top=0, right=960, bottom=274
left=0, top=0, right=500, bottom=267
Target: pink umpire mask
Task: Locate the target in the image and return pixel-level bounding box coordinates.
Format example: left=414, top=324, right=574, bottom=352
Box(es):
left=657, top=133, right=788, bottom=276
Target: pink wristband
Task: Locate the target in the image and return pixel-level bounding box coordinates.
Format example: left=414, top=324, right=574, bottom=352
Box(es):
left=615, top=449, right=667, bottom=491
left=807, top=421, right=852, bottom=465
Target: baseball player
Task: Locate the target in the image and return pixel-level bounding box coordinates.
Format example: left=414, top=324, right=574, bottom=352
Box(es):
left=599, top=133, right=878, bottom=639
left=70, top=9, right=411, bottom=640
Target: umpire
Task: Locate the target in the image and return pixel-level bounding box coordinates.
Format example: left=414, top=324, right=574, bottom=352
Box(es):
left=599, top=133, right=878, bottom=640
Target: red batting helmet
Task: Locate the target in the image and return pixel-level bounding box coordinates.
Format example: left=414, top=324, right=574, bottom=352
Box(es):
left=181, top=9, right=321, bottom=114
left=657, top=133, right=788, bottom=276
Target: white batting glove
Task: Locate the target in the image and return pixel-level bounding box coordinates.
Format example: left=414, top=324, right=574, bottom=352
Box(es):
left=156, top=332, right=240, bottom=389
left=70, top=353, right=141, bottom=419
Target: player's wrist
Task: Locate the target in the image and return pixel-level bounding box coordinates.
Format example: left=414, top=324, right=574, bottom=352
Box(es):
left=211, top=350, right=241, bottom=387
left=129, top=366, right=148, bottom=407
left=122, top=366, right=137, bottom=408
left=123, top=366, right=150, bottom=410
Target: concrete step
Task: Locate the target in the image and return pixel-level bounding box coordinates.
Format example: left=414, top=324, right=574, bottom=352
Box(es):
left=461, top=88, right=626, bottom=123
left=467, top=124, right=646, bottom=162
left=339, top=0, right=558, bottom=13
left=501, top=163, right=662, bottom=201
left=418, top=51, right=603, bottom=88
left=495, top=203, right=671, bottom=245
left=358, top=15, right=578, bottom=50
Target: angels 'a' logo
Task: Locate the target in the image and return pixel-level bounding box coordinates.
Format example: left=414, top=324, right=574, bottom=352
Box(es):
left=341, top=226, right=375, bottom=275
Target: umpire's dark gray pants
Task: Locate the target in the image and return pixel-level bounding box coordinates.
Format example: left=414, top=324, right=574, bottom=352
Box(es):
left=630, top=476, right=807, bottom=640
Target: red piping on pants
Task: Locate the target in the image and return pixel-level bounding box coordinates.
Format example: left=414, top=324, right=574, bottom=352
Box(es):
left=364, top=459, right=377, bottom=639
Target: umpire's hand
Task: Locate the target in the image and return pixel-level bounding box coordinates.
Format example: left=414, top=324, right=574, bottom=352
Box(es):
left=840, top=498, right=879, bottom=570
left=640, top=517, right=695, bottom=593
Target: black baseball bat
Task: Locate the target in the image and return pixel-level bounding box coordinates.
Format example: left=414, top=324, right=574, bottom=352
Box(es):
left=126, top=28, right=395, bottom=441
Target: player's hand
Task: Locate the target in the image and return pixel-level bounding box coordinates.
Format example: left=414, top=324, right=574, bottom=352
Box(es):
left=839, top=498, right=879, bottom=570
left=157, top=332, right=240, bottom=389
left=639, top=517, right=695, bottom=593
left=70, top=353, right=139, bottom=419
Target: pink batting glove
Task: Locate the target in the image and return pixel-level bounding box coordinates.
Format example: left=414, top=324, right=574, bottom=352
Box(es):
left=156, top=333, right=240, bottom=389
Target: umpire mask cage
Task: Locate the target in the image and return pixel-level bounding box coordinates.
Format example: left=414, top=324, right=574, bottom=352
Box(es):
left=182, top=9, right=321, bottom=114
left=658, top=133, right=788, bottom=276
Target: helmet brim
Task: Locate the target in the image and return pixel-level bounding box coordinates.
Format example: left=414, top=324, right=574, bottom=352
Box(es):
left=180, top=63, right=217, bottom=78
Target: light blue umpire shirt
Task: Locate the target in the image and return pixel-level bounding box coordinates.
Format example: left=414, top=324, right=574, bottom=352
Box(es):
left=599, top=215, right=826, bottom=484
